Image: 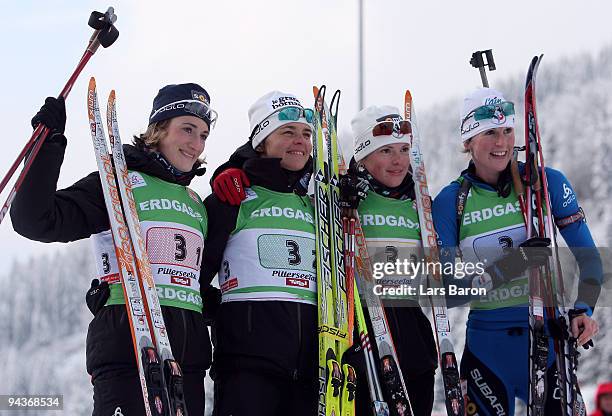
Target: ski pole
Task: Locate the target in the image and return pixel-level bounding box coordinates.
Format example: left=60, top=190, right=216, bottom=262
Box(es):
left=469, top=49, right=496, bottom=87
left=0, top=7, right=119, bottom=225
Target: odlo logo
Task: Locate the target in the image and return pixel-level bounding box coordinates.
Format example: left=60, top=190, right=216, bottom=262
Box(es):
left=252, top=119, right=270, bottom=138
left=355, top=139, right=371, bottom=153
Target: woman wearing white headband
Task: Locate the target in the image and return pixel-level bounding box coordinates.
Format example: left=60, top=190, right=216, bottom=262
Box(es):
left=341, top=105, right=438, bottom=416
left=432, top=87, right=602, bottom=415
left=201, top=91, right=319, bottom=415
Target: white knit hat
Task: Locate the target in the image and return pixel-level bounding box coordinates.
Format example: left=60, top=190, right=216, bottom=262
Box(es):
left=351, top=105, right=411, bottom=162
left=248, top=91, right=311, bottom=149
left=460, top=87, right=515, bottom=142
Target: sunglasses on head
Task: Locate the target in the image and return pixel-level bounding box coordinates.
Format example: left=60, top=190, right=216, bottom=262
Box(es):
left=151, top=99, right=218, bottom=128
left=276, top=107, right=314, bottom=124
left=462, top=101, right=515, bottom=124
left=371, top=120, right=412, bottom=137
left=250, top=106, right=314, bottom=139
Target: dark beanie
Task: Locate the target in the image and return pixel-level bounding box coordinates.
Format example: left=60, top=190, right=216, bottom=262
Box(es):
left=148, top=83, right=215, bottom=127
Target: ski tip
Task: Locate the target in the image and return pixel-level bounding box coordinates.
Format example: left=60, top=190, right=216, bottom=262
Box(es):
left=88, top=77, right=96, bottom=89
left=313, top=85, right=326, bottom=106
left=108, top=89, right=116, bottom=101
left=404, top=90, right=413, bottom=120
left=404, top=89, right=412, bottom=103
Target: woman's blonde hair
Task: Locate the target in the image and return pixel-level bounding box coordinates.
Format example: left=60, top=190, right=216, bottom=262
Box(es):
left=132, top=120, right=171, bottom=150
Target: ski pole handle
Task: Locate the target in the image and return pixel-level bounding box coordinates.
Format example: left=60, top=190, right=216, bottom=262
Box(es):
left=470, top=49, right=496, bottom=87
left=0, top=7, right=118, bottom=226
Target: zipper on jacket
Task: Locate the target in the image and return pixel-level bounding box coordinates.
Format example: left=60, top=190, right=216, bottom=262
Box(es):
left=180, top=309, right=188, bottom=363
left=294, top=303, right=302, bottom=381
left=247, top=303, right=253, bottom=333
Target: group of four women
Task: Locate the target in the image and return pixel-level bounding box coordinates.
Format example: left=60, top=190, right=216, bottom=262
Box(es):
left=11, top=81, right=602, bottom=416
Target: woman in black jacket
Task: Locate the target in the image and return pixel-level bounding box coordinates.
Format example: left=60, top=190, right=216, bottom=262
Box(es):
left=11, top=83, right=216, bottom=415
left=202, top=90, right=317, bottom=416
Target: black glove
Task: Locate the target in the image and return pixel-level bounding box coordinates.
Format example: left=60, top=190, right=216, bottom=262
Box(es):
left=86, top=279, right=110, bottom=315
left=339, top=174, right=369, bottom=209
left=31, top=96, right=66, bottom=136
left=486, top=237, right=552, bottom=286
left=201, top=285, right=222, bottom=325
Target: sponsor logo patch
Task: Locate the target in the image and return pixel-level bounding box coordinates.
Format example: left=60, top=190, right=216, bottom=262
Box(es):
left=221, top=277, right=239, bottom=292
left=192, top=90, right=209, bottom=104
left=171, top=276, right=191, bottom=286
left=187, top=187, right=200, bottom=204
left=129, top=172, right=147, bottom=188
left=286, top=278, right=309, bottom=288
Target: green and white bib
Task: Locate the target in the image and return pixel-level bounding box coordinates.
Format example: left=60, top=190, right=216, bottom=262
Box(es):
left=456, top=178, right=529, bottom=310
left=219, top=186, right=317, bottom=305
left=92, top=171, right=207, bottom=313
left=359, top=191, right=423, bottom=301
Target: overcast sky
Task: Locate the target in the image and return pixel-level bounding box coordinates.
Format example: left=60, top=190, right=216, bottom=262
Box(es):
left=1, top=0, right=611, bottom=274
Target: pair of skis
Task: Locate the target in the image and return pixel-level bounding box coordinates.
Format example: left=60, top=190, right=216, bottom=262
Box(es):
left=87, top=78, right=187, bottom=416
left=313, top=85, right=356, bottom=416
left=513, top=55, right=587, bottom=416
left=313, top=85, right=463, bottom=416
left=405, top=92, right=464, bottom=416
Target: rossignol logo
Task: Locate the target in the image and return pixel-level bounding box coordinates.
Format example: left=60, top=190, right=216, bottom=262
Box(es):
left=360, top=214, right=419, bottom=229
left=139, top=199, right=203, bottom=220
left=250, top=206, right=314, bottom=224
left=462, top=201, right=522, bottom=225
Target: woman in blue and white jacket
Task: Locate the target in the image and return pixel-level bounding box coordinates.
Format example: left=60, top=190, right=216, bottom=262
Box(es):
left=432, top=87, right=603, bottom=416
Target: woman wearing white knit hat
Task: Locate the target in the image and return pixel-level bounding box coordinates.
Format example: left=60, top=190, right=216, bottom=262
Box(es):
left=201, top=90, right=319, bottom=415
left=433, top=87, right=602, bottom=415
left=341, top=104, right=438, bottom=416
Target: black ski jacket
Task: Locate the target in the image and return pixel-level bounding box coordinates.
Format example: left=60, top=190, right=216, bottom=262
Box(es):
left=202, top=143, right=318, bottom=382
left=10, top=135, right=212, bottom=379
